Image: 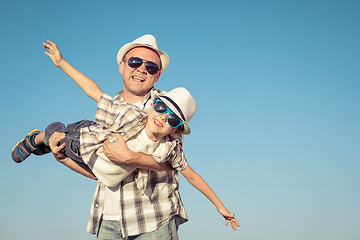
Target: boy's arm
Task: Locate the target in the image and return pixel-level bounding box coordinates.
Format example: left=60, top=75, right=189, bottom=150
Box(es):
left=103, top=134, right=173, bottom=171
left=180, top=165, right=240, bottom=231
left=43, top=40, right=103, bottom=103
left=49, top=132, right=97, bottom=180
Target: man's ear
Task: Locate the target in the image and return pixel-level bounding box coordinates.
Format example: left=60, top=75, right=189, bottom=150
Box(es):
left=154, top=72, right=161, bottom=83
left=119, top=61, right=125, bottom=74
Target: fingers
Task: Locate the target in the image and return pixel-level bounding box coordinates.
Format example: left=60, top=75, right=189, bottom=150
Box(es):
left=49, top=132, right=65, bottom=149
left=43, top=43, right=53, bottom=58
left=47, top=40, right=55, bottom=46
left=225, top=218, right=239, bottom=231
left=44, top=40, right=56, bottom=48
left=113, top=133, right=125, bottom=139
left=42, top=40, right=58, bottom=52
left=231, top=219, right=240, bottom=230
left=222, top=212, right=239, bottom=231
left=102, top=141, right=113, bottom=159
left=229, top=218, right=240, bottom=231
left=48, top=133, right=67, bottom=161
left=49, top=131, right=65, bottom=141
left=103, top=140, right=109, bottom=151
left=44, top=51, right=52, bottom=58
left=54, top=142, right=66, bottom=152
left=234, top=218, right=240, bottom=227
left=231, top=221, right=236, bottom=231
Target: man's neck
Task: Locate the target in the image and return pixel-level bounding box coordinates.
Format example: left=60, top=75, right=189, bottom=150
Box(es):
left=122, top=91, right=146, bottom=104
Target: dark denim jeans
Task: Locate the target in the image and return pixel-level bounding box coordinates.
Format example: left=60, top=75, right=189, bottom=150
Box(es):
left=44, top=120, right=94, bottom=168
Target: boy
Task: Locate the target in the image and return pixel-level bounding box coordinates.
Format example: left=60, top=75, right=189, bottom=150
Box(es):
left=13, top=87, right=194, bottom=190
left=12, top=40, right=239, bottom=231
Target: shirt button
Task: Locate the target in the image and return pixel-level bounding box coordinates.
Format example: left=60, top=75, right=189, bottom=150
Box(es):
left=95, top=203, right=99, bottom=208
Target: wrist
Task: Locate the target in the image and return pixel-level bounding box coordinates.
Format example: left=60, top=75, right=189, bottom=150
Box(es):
left=57, top=58, right=67, bottom=69
left=216, top=202, right=227, bottom=212
left=124, top=151, right=139, bottom=164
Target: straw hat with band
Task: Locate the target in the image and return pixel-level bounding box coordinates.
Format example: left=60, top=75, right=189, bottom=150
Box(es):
left=116, top=34, right=170, bottom=74
left=155, top=87, right=197, bottom=135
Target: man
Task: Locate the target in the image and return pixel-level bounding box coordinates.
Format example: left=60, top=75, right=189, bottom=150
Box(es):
left=49, top=35, right=187, bottom=239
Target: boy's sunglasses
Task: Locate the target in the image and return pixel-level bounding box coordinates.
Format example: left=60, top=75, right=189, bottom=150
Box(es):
left=124, top=57, right=160, bottom=75
left=153, top=99, right=184, bottom=129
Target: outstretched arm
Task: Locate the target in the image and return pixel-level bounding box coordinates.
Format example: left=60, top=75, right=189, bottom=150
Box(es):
left=180, top=165, right=240, bottom=231
left=43, top=40, right=103, bottom=103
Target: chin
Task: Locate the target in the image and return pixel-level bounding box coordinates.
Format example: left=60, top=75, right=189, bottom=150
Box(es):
left=130, top=86, right=151, bottom=95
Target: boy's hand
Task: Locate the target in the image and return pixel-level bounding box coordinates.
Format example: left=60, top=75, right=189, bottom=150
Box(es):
left=217, top=207, right=240, bottom=231
left=43, top=40, right=64, bottom=67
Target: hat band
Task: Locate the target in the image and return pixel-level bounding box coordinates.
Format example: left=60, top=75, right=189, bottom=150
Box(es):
left=161, top=96, right=186, bottom=121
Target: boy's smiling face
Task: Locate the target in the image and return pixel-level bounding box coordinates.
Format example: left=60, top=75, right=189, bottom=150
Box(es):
left=145, top=103, right=179, bottom=142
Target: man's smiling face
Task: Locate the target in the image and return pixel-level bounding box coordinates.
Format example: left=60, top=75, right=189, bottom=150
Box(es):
left=119, top=47, right=161, bottom=99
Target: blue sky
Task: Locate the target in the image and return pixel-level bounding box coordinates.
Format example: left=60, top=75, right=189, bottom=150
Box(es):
left=1, top=0, right=359, bottom=239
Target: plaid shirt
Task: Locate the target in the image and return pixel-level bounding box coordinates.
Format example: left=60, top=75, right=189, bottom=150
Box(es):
left=86, top=89, right=188, bottom=237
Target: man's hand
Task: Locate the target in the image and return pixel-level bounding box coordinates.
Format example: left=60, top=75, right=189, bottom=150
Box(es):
left=103, top=134, right=133, bottom=164
left=48, top=132, right=67, bottom=162
left=103, top=134, right=173, bottom=171
left=48, top=132, right=97, bottom=179
left=43, top=40, right=64, bottom=67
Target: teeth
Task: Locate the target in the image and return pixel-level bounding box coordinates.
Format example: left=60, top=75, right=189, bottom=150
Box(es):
left=154, top=119, right=162, bottom=127
left=133, top=76, right=145, bottom=82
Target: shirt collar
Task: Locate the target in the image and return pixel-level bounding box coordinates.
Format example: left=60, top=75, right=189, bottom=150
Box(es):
left=114, top=88, right=164, bottom=111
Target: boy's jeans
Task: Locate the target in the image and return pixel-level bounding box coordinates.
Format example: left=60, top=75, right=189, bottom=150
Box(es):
left=43, top=120, right=94, bottom=168
left=96, top=216, right=180, bottom=240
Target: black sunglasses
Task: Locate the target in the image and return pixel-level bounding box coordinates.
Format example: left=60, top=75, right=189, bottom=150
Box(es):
left=153, top=99, right=184, bottom=129
left=124, top=57, right=160, bottom=75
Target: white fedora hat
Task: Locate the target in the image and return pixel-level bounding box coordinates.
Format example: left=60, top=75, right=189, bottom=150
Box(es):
left=116, top=34, right=170, bottom=73
left=157, top=87, right=197, bottom=135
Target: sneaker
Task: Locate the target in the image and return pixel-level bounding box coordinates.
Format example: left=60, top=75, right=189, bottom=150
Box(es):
left=12, top=129, right=43, bottom=163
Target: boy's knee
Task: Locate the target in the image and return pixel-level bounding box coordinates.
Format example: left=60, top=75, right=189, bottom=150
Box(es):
left=44, top=122, right=66, bottom=146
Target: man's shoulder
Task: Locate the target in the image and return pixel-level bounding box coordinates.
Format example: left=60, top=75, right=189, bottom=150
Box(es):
left=113, top=90, right=124, bottom=100
left=152, top=88, right=166, bottom=94
left=122, top=103, right=147, bottom=115
left=163, top=134, right=184, bottom=147
left=100, top=93, right=146, bottom=116
left=148, top=88, right=165, bottom=101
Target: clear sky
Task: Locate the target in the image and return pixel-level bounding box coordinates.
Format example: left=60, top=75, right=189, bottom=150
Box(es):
left=1, top=0, right=359, bottom=239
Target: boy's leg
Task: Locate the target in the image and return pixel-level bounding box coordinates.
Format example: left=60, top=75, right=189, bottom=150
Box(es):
left=34, top=131, right=45, bottom=145
left=12, top=120, right=94, bottom=165
left=44, top=120, right=94, bottom=168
